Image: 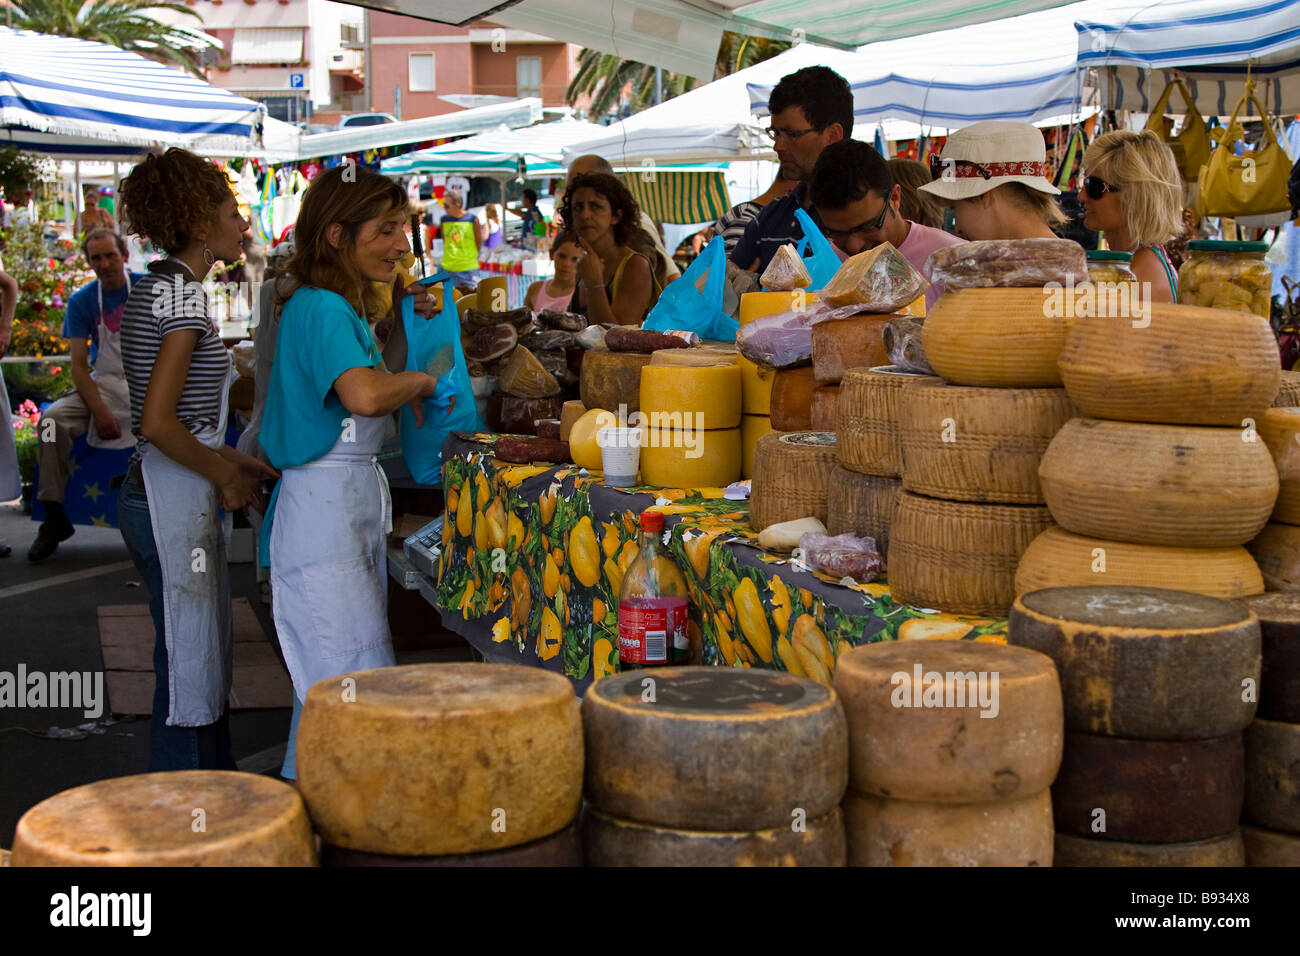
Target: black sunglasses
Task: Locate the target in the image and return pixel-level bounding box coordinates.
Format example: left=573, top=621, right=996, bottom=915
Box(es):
left=1084, top=175, right=1121, bottom=200
left=928, top=155, right=993, bottom=180
left=816, top=198, right=890, bottom=242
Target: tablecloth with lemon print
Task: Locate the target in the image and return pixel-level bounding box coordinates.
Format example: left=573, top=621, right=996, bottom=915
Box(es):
left=436, top=434, right=1008, bottom=690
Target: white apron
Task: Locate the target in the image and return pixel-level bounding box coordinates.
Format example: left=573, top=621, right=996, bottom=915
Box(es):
left=139, top=357, right=237, bottom=727
left=87, top=275, right=137, bottom=450
left=269, top=411, right=395, bottom=701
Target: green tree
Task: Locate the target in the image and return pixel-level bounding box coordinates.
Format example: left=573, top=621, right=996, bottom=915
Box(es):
left=10, top=0, right=213, bottom=78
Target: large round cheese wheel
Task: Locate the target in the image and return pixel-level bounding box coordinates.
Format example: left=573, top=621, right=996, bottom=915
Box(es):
left=740, top=414, right=773, bottom=479
left=811, top=314, right=890, bottom=385
left=826, top=467, right=901, bottom=555
left=810, top=384, right=839, bottom=431
left=750, top=432, right=838, bottom=531
left=1039, top=418, right=1278, bottom=547
left=888, top=492, right=1054, bottom=617
left=581, top=806, right=846, bottom=866
left=567, top=407, right=618, bottom=471
left=837, top=366, right=937, bottom=478
left=1258, top=407, right=1300, bottom=524
left=581, top=667, right=848, bottom=831
left=1248, top=521, right=1300, bottom=590
left=1244, top=718, right=1300, bottom=833
left=1057, top=304, right=1281, bottom=426
left=739, top=355, right=774, bottom=415
left=740, top=290, right=810, bottom=326
left=1274, top=370, right=1300, bottom=408
left=924, top=288, right=1071, bottom=387
left=580, top=348, right=651, bottom=413
left=1051, top=731, right=1244, bottom=843
left=639, top=362, right=742, bottom=430
left=1009, top=586, right=1261, bottom=739
left=1241, top=824, right=1300, bottom=866
left=898, top=381, right=1074, bottom=504
left=319, top=821, right=582, bottom=867
left=559, top=399, right=586, bottom=441
left=770, top=365, right=818, bottom=431
left=649, top=345, right=737, bottom=366
left=639, top=425, right=741, bottom=488
left=834, top=640, right=1063, bottom=803
left=1237, top=592, right=1300, bottom=723
left=11, top=771, right=315, bottom=866
left=1016, top=526, right=1264, bottom=600
left=842, top=789, right=1054, bottom=867
left=297, top=663, right=582, bottom=856
left=1054, top=831, right=1245, bottom=867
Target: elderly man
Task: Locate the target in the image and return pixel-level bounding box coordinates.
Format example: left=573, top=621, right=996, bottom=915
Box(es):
left=28, top=229, right=144, bottom=562
left=566, top=154, right=681, bottom=284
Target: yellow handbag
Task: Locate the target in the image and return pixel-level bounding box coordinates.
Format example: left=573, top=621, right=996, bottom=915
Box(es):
left=1144, top=78, right=1211, bottom=181
left=1196, top=80, right=1293, bottom=218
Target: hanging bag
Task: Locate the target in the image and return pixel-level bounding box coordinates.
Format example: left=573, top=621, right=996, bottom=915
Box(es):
left=1196, top=80, right=1293, bottom=219
left=643, top=235, right=738, bottom=341
left=793, top=208, right=843, bottom=289
left=1145, top=78, right=1212, bottom=182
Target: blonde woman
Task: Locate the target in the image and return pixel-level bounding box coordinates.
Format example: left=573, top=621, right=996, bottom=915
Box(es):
left=1080, top=129, right=1184, bottom=303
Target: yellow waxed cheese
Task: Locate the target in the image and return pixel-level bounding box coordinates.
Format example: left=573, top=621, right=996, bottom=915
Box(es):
left=639, top=425, right=741, bottom=488
left=559, top=400, right=586, bottom=441
left=568, top=408, right=618, bottom=471
left=739, top=290, right=815, bottom=326
left=924, top=288, right=1076, bottom=387
left=639, top=363, right=742, bottom=430
left=739, top=355, right=774, bottom=415
left=740, top=414, right=773, bottom=479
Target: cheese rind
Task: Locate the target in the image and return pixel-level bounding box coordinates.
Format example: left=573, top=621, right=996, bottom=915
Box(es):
left=639, top=363, right=742, bottom=430
left=740, top=290, right=813, bottom=326
left=1237, top=592, right=1300, bottom=723
left=837, top=366, right=937, bottom=477
left=559, top=399, right=586, bottom=441
left=1273, top=370, right=1300, bottom=408
left=1247, top=522, right=1300, bottom=591
left=11, top=771, right=316, bottom=866
left=740, top=414, right=774, bottom=479
left=810, top=385, right=839, bottom=431
left=1241, top=824, right=1300, bottom=866
left=1054, top=831, right=1245, bottom=867
left=924, top=288, right=1071, bottom=387
left=739, top=355, right=775, bottom=415
left=810, top=314, right=891, bottom=384
left=770, top=365, right=818, bottom=431
left=320, top=822, right=582, bottom=867
left=1243, top=718, right=1300, bottom=833
left=1009, top=586, right=1261, bottom=739
left=296, top=663, right=583, bottom=856
left=843, top=790, right=1054, bottom=867
left=582, top=667, right=849, bottom=831
left=580, top=348, right=652, bottom=413
left=581, top=806, right=846, bottom=866
left=639, top=425, right=742, bottom=488
left=826, top=467, right=901, bottom=556
left=834, top=640, right=1064, bottom=803
left=1257, top=407, right=1300, bottom=524
left=750, top=431, right=839, bottom=531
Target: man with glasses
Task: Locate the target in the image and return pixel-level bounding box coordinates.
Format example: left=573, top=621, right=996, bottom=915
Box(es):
left=730, top=66, right=853, bottom=274
left=808, top=140, right=964, bottom=309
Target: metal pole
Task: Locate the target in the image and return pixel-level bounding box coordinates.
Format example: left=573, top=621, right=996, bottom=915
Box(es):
left=73, top=160, right=81, bottom=237
left=365, top=9, right=373, bottom=112
left=654, top=66, right=663, bottom=106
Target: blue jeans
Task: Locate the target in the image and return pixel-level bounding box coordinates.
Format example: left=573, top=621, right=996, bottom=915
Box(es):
left=118, top=477, right=236, bottom=772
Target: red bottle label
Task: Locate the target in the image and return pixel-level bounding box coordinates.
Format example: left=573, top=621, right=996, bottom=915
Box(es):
left=617, top=597, right=689, bottom=665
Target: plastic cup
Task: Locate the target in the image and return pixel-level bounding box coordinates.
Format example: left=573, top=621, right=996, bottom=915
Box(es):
left=476, top=275, right=509, bottom=313
left=597, top=427, right=642, bottom=488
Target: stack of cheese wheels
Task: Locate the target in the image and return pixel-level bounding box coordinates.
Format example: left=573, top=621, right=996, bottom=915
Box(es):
left=738, top=291, right=807, bottom=444
left=12, top=771, right=316, bottom=866
left=749, top=431, right=838, bottom=531
left=1010, top=586, right=1258, bottom=866
left=1017, top=305, right=1280, bottom=599
left=297, top=663, right=584, bottom=866
left=1249, top=407, right=1300, bottom=589
left=831, top=366, right=936, bottom=553
left=1237, top=593, right=1300, bottom=866
left=581, top=667, right=849, bottom=865
left=834, top=641, right=1064, bottom=866
left=808, top=311, right=896, bottom=432
left=639, top=355, right=742, bottom=488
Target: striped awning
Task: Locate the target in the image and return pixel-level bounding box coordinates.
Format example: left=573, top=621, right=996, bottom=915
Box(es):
left=618, top=166, right=731, bottom=225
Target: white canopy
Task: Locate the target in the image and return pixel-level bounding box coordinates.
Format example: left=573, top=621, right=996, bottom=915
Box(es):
left=380, top=118, right=604, bottom=177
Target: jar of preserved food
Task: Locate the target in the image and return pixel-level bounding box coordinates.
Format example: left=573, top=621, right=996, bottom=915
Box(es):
left=1178, top=240, right=1272, bottom=318
left=1086, top=250, right=1137, bottom=285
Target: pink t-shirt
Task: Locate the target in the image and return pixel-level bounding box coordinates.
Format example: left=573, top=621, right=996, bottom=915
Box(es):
left=898, top=222, right=964, bottom=310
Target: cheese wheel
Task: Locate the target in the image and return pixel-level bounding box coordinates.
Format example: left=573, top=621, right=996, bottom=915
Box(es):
left=639, top=363, right=742, bottom=430
left=924, top=288, right=1071, bottom=387
left=1258, top=407, right=1300, bottom=524
left=1274, top=370, right=1300, bottom=408
left=811, top=314, right=891, bottom=384
left=843, top=790, right=1054, bottom=867
left=639, top=425, right=741, bottom=488
left=648, top=348, right=737, bottom=367
left=810, top=384, right=839, bottom=431
left=567, top=407, right=618, bottom=471
left=739, top=355, right=774, bottom=416
left=320, top=822, right=582, bottom=867
left=1242, top=824, right=1300, bottom=866
left=888, top=492, right=1054, bottom=617
left=834, top=640, right=1063, bottom=803
left=1017, top=526, right=1265, bottom=600
left=582, top=667, right=848, bottom=830
left=837, top=366, right=938, bottom=477
left=740, top=290, right=812, bottom=326
left=1054, top=831, right=1246, bottom=867
left=297, top=663, right=582, bottom=856
left=581, top=806, right=846, bottom=867
left=826, top=467, right=901, bottom=555
left=898, top=382, right=1073, bottom=504
left=1058, top=304, right=1281, bottom=426
left=770, top=365, right=818, bottom=431
left=750, top=431, right=838, bottom=531
left=740, top=414, right=773, bottom=479
left=11, top=771, right=315, bottom=866
left=1237, top=592, right=1300, bottom=723
left=1247, top=522, right=1300, bottom=591
left=1051, top=731, right=1244, bottom=843
left=559, top=399, right=586, bottom=441
left=1039, top=418, right=1278, bottom=547
left=1009, top=586, right=1261, bottom=739
left=580, top=348, right=652, bottom=414
left=1244, top=718, right=1300, bottom=833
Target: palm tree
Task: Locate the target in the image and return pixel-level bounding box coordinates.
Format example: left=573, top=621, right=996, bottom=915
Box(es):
left=10, top=0, right=214, bottom=78
left=567, top=31, right=791, bottom=119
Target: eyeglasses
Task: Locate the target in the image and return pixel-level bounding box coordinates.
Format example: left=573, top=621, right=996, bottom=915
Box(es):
left=766, top=126, right=820, bottom=143
left=816, top=199, right=890, bottom=243
left=929, top=155, right=994, bottom=181
left=1083, top=175, right=1121, bottom=200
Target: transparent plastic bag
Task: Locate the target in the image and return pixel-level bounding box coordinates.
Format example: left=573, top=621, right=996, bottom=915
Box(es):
left=796, top=532, right=883, bottom=582
left=760, top=243, right=813, bottom=291
left=819, top=242, right=928, bottom=310
left=736, top=300, right=869, bottom=368
left=883, top=315, right=932, bottom=374
left=924, top=238, right=1088, bottom=288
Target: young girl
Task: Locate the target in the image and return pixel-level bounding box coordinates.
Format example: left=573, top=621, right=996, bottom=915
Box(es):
left=524, top=230, right=581, bottom=312
left=559, top=173, right=657, bottom=325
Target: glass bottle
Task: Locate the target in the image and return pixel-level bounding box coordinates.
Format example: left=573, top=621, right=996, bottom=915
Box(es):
left=617, top=510, right=690, bottom=668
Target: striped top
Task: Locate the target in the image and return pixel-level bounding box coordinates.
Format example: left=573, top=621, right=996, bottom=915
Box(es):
left=713, top=201, right=762, bottom=254
left=121, top=259, right=231, bottom=455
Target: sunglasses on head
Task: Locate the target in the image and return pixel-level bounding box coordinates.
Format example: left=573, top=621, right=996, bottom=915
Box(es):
left=1083, top=175, right=1121, bottom=200
left=928, top=155, right=993, bottom=180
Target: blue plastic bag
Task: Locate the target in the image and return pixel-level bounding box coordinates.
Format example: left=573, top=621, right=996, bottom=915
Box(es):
left=643, top=236, right=738, bottom=342
left=398, top=272, right=485, bottom=485
left=793, top=208, right=842, bottom=289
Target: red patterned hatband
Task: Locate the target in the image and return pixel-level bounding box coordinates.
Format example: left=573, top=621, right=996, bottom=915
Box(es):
left=947, top=160, right=1048, bottom=178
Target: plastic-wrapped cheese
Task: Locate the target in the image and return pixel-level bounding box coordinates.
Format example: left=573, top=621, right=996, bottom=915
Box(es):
left=820, top=242, right=928, bottom=311
left=759, top=243, right=812, bottom=291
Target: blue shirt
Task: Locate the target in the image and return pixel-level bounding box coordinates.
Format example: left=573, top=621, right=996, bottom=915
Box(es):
left=729, top=183, right=808, bottom=273
left=261, top=286, right=383, bottom=469
left=63, top=274, right=145, bottom=365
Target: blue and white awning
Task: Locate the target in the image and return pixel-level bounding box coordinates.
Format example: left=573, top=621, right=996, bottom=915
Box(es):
left=0, top=26, right=264, bottom=159
left=380, top=118, right=605, bottom=178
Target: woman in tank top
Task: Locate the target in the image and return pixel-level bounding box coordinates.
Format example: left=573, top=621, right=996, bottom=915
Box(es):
left=559, top=173, right=658, bottom=325
left=525, top=230, right=581, bottom=312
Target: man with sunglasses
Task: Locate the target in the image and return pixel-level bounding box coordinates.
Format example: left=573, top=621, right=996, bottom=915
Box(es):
left=808, top=140, right=963, bottom=309
left=731, top=66, right=853, bottom=274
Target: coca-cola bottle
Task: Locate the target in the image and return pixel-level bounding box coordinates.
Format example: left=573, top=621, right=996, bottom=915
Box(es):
left=617, top=511, right=690, bottom=668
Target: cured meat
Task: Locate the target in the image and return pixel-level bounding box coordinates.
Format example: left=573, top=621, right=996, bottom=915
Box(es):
left=464, top=323, right=518, bottom=363
left=924, top=238, right=1088, bottom=289
left=797, top=532, right=883, bottom=582
left=495, top=435, right=571, bottom=464
left=538, top=309, right=588, bottom=332
left=535, top=419, right=561, bottom=440
left=490, top=395, right=565, bottom=434
left=576, top=325, right=606, bottom=349
left=518, top=329, right=576, bottom=351
left=604, top=326, right=690, bottom=353
left=466, top=307, right=532, bottom=330
left=498, top=346, right=561, bottom=398
left=535, top=349, right=578, bottom=388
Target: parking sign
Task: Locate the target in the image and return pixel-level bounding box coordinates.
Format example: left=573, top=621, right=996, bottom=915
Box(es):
left=289, top=73, right=304, bottom=89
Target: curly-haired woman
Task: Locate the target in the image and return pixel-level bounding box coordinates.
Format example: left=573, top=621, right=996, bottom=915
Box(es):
left=0, top=264, right=19, bottom=558
left=117, top=148, right=277, bottom=771
left=559, top=172, right=658, bottom=325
